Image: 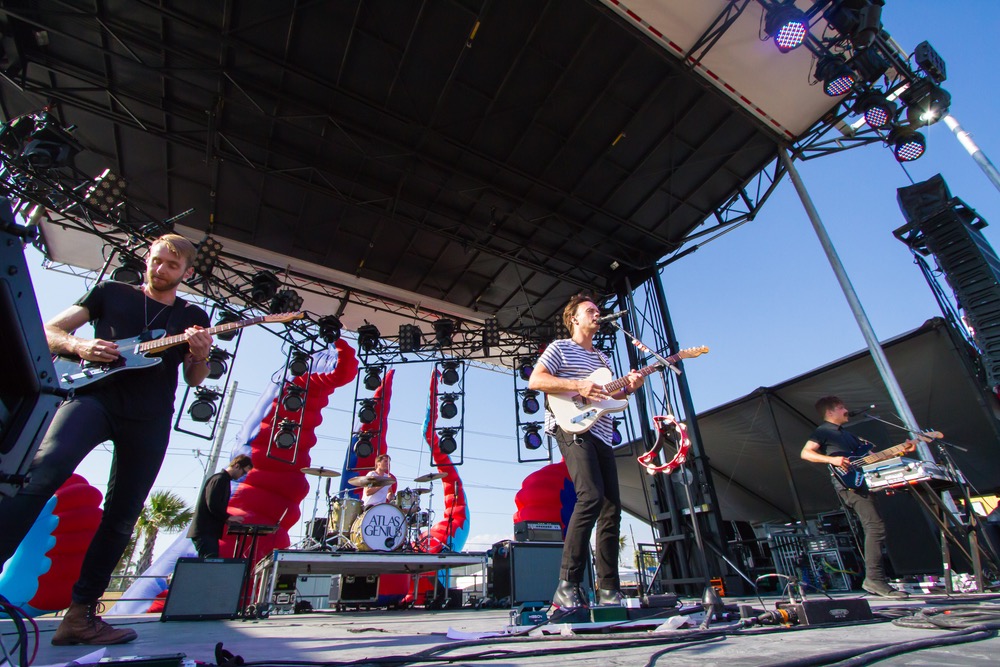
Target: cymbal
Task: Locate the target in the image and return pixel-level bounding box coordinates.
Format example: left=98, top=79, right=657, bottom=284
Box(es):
left=413, top=472, right=447, bottom=483
left=347, top=475, right=394, bottom=488
left=300, top=467, right=341, bottom=478
left=413, top=487, right=431, bottom=495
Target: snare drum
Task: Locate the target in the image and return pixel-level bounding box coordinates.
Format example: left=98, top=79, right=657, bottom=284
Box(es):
left=408, top=510, right=431, bottom=528
left=328, top=497, right=363, bottom=536
left=393, top=488, right=421, bottom=515
left=351, top=503, right=406, bottom=551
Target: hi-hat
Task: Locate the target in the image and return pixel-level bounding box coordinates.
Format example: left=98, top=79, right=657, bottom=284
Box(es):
left=413, top=487, right=431, bottom=495
left=413, top=472, right=447, bottom=483
left=301, top=467, right=341, bottom=478
left=347, top=475, right=394, bottom=488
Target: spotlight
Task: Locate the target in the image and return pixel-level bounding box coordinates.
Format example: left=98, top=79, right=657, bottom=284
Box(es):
left=523, top=423, right=543, bottom=450
left=288, top=350, right=310, bottom=377
left=482, top=318, right=501, bottom=351
left=439, top=394, right=458, bottom=420
left=399, top=324, right=422, bottom=353
left=433, top=319, right=456, bottom=347
left=250, top=271, right=280, bottom=303
left=357, top=324, right=382, bottom=352
left=854, top=91, right=896, bottom=129
left=521, top=390, right=540, bottom=415
left=517, top=358, right=534, bottom=382
left=914, top=40, right=947, bottom=84
left=111, top=254, right=145, bottom=285
left=438, top=428, right=458, bottom=456
left=192, top=235, right=223, bottom=278
left=363, top=366, right=383, bottom=391
left=888, top=126, right=925, bottom=162
left=206, top=348, right=231, bottom=380
left=440, top=361, right=460, bottom=386
left=354, top=432, right=374, bottom=458
left=189, top=387, right=220, bottom=422
left=19, top=112, right=82, bottom=168
left=274, top=419, right=298, bottom=449
left=317, top=315, right=342, bottom=344
left=84, top=168, right=127, bottom=214
left=281, top=384, right=306, bottom=412
left=765, top=3, right=808, bottom=53
left=271, top=288, right=303, bottom=314
left=816, top=56, right=856, bottom=96
left=358, top=399, right=378, bottom=425
left=611, top=418, right=623, bottom=446
left=904, top=81, right=951, bottom=127
left=215, top=310, right=242, bottom=341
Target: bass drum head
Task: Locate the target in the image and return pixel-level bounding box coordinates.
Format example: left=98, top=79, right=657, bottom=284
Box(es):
left=350, top=503, right=406, bottom=552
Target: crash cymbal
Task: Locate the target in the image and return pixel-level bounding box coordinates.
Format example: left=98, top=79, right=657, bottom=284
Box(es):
left=413, top=487, right=431, bottom=495
left=413, top=472, right=447, bottom=483
left=347, top=475, right=394, bottom=488
left=300, top=467, right=341, bottom=478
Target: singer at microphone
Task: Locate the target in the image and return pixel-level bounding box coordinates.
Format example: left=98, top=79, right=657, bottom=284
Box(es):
left=847, top=405, right=875, bottom=418
left=595, top=309, right=628, bottom=325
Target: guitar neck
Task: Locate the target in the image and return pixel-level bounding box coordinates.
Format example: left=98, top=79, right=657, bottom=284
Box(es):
left=856, top=442, right=912, bottom=467
left=138, top=315, right=269, bottom=354
left=602, top=354, right=683, bottom=394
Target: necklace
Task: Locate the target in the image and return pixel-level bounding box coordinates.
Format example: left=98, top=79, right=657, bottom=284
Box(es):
left=142, top=288, right=172, bottom=334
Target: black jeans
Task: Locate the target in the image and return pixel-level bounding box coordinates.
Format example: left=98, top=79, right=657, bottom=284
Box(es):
left=556, top=429, right=622, bottom=590
left=192, top=535, right=221, bottom=559
left=837, top=486, right=887, bottom=583
left=0, top=394, right=171, bottom=603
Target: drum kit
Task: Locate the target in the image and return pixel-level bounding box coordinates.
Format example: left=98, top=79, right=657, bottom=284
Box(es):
left=300, top=467, right=448, bottom=553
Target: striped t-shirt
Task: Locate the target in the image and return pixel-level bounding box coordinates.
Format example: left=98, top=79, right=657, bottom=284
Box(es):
left=537, top=338, right=615, bottom=446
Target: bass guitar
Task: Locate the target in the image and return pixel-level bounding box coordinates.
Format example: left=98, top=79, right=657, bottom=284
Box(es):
left=831, top=431, right=942, bottom=490
left=53, top=312, right=304, bottom=391
left=547, top=346, right=708, bottom=434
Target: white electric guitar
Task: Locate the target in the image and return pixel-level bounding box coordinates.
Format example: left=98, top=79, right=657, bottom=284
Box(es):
left=547, top=346, right=709, bottom=434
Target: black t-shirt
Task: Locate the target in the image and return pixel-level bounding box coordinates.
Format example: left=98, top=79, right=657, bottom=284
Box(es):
left=808, top=421, right=867, bottom=458
left=188, top=470, right=233, bottom=540
left=76, top=280, right=210, bottom=419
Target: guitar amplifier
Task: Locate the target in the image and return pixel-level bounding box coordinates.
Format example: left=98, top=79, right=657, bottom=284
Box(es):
left=514, top=520, right=563, bottom=542
left=863, top=458, right=959, bottom=491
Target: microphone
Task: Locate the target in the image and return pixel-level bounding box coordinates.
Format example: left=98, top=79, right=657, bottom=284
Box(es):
left=847, top=404, right=875, bottom=418
left=595, top=309, right=628, bottom=325
left=325, top=477, right=332, bottom=496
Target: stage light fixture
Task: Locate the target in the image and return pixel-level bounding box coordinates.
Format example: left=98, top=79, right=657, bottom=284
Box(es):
left=482, top=318, right=501, bottom=351
left=270, top=288, right=303, bottom=314
left=281, top=384, right=306, bottom=412
left=85, top=168, right=126, bottom=214
left=399, top=324, right=423, bottom=353
left=854, top=91, right=896, bottom=129
left=354, top=432, right=374, bottom=458
left=287, top=350, right=310, bottom=377
left=250, top=271, right=280, bottom=303
left=517, top=358, right=534, bottom=382
left=206, top=348, right=231, bottom=380
left=358, top=399, right=378, bottom=425
left=432, top=319, right=456, bottom=347
left=188, top=387, right=220, bottom=422
left=357, top=324, right=382, bottom=352
left=904, top=82, right=951, bottom=128
left=363, top=366, right=383, bottom=391
left=888, top=126, right=926, bottom=162
left=440, top=361, right=460, bottom=386
left=523, top=423, right=543, bottom=450
left=317, top=315, right=342, bottom=344
left=816, top=56, right=857, bottom=96
left=437, top=429, right=458, bottom=456
left=19, top=112, right=82, bottom=168
left=193, top=236, right=223, bottom=277
left=914, top=41, right=947, bottom=84
left=274, top=419, right=298, bottom=449
left=111, top=255, right=145, bottom=285
left=765, top=3, right=808, bottom=53
left=611, top=418, right=623, bottom=446
left=439, top=394, right=458, bottom=420
left=521, top=390, right=540, bottom=415
left=215, top=310, right=241, bottom=341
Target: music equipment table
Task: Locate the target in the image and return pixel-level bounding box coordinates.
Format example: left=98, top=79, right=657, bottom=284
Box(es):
left=862, top=457, right=959, bottom=492
left=228, top=523, right=278, bottom=617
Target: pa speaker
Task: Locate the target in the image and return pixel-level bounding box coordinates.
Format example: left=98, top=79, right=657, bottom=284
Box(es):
left=160, top=557, right=247, bottom=621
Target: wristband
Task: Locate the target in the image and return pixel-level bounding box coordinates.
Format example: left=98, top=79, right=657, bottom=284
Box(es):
left=187, top=353, right=209, bottom=365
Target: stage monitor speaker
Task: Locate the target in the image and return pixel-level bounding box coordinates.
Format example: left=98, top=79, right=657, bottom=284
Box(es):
left=876, top=491, right=945, bottom=576
left=489, top=540, right=593, bottom=607
left=160, top=557, right=247, bottom=621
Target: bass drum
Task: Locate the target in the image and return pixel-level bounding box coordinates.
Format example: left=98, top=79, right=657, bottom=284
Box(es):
left=328, top=497, right=363, bottom=536
left=350, top=503, right=406, bottom=552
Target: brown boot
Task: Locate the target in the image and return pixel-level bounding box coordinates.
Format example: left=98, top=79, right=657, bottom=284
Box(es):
left=51, top=601, right=138, bottom=645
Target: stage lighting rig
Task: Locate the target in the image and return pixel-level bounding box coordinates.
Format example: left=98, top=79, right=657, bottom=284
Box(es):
left=274, top=419, right=298, bottom=449
left=281, top=384, right=306, bottom=412
left=815, top=55, right=857, bottom=96
left=522, top=423, right=543, bottom=450
left=437, top=428, right=458, bottom=455
left=854, top=90, right=896, bottom=129
left=612, top=418, right=623, bottom=446
left=363, top=365, right=383, bottom=391
left=439, top=361, right=460, bottom=386
left=888, top=125, right=925, bottom=162
left=902, top=80, right=951, bottom=128
left=439, top=394, right=459, bottom=420
left=823, top=0, right=884, bottom=50
left=399, top=324, right=423, bottom=353
left=357, top=323, right=382, bottom=352
left=482, top=318, right=501, bottom=353
left=914, top=40, right=947, bottom=84
left=206, top=348, right=231, bottom=380
left=189, top=387, right=221, bottom=422
left=432, top=319, right=456, bottom=347
left=214, top=310, right=241, bottom=341
left=354, top=432, right=375, bottom=458
left=110, top=254, right=145, bottom=285
left=358, top=399, right=378, bottom=425
left=249, top=271, right=279, bottom=304
left=287, top=350, right=310, bottom=377
left=764, top=2, right=808, bottom=53
left=16, top=111, right=82, bottom=169
left=317, top=315, right=342, bottom=344
left=84, top=169, right=127, bottom=215
left=271, top=288, right=303, bottom=314
left=193, top=236, right=223, bottom=278
left=517, top=357, right=534, bottom=382
left=521, top=390, right=540, bottom=415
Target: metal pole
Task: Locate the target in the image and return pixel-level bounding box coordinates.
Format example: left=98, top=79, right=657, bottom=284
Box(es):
left=203, top=380, right=239, bottom=484
left=778, top=148, right=931, bottom=460
left=943, top=114, right=1000, bottom=197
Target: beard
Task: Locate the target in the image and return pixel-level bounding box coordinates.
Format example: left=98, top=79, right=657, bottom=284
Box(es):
left=145, top=270, right=184, bottom=293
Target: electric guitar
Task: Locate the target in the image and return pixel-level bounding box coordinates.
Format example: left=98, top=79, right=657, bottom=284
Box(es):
left=547, top=346, right=709, bottom=434
left=830, top=431, right=942, bottom=490
left=53, top=312, right=304, bottom=391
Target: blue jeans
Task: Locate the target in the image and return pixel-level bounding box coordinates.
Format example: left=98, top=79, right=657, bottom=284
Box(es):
left=0, top=394, right=171, bottom=603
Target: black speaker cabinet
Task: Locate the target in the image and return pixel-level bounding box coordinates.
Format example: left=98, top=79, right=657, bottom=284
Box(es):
left=489, top=540, right=593, bottom=607
left=160, top=558, right=247, bottom=621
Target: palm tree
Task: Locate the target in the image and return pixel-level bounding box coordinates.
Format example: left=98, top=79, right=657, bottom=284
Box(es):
left=134, top=491, right=194, bottom=575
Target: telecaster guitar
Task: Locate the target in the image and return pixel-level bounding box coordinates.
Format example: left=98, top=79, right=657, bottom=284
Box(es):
left=53, top=312, right=303, bottom=391
left=548, top=346, right=709, bottom=434
left=831, top=431, right=941, bottom=490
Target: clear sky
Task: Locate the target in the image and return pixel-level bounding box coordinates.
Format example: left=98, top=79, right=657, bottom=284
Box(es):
left=21, top=1, right=1000, bottom=565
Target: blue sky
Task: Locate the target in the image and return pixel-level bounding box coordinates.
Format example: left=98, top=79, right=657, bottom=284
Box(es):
left=23, top=1, right=1000, bottom=560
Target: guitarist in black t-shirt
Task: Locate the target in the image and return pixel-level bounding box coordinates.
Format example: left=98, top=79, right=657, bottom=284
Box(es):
left=0, top=234, right=212, bottom=644
left=801, top=396, right=910, bottom=599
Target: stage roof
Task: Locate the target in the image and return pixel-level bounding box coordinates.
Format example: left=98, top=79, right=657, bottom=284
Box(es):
left=0, top=0, right=846, bottom=335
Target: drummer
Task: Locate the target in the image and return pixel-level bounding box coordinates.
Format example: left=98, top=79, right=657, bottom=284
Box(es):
left=362, top=454, right=397, bottom=508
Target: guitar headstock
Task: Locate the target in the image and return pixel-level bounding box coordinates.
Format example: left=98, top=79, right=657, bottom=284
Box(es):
left=264, top=312, right=305, bottom=324
left=677, top=346, right=709, bottom=360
